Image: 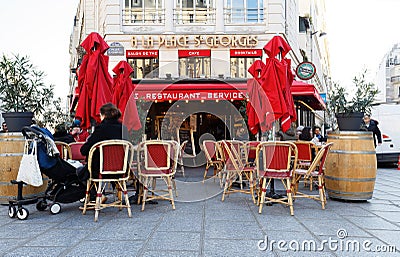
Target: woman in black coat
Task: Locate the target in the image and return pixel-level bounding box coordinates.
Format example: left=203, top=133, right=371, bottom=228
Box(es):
left=79, top=103, right=129, bottom=180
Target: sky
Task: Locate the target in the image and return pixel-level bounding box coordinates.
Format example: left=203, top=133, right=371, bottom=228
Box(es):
left=1, top=0, right=400, bottom=98
left=0, top=0, right=80, bottom=99
left=325, top=0, right=400, bottom=88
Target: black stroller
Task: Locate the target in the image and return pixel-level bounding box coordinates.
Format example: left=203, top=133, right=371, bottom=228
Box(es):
left=8, top=126, right=86, bottom=220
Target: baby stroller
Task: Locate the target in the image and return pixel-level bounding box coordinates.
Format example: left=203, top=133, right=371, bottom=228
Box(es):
left=8, top=126, right=86, bottom=220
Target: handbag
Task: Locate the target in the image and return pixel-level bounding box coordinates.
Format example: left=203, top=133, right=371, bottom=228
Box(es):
left=16, top=140, right=43, bottom=187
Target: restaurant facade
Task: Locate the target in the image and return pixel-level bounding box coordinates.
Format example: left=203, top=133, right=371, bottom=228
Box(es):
left=68, top=0, right=329, bottom=149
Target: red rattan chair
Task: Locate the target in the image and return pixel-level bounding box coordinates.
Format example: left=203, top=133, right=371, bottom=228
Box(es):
left=82, top=140, right=134, bottom=221
left=220, top=140, right=256, bottom=203
left=69, top=142, right=86, bottom=164
left=255, top=141, right=298, bottom=215
left=55, top=141, right=71, bottom=160
left=294, top=141, right=314, bottom=190
left=137, top=140, right=179, bottom=211
left=244, top=141, right=261, bottom=167
left=202, top=140, right=224, bottom=185
left=292, top=143, right=334, bottom=209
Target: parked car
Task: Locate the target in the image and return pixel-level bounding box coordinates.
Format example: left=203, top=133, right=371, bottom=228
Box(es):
left=376, top=133, right=400, bottom=165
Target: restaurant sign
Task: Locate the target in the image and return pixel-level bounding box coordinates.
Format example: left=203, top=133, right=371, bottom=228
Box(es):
left=296, top=62, right=316, bottom=80
left=132, top=35, right=258, bottom=48
left=107, top=42, right=124, bottom=56
left=130, top=91, right=245, bottom=101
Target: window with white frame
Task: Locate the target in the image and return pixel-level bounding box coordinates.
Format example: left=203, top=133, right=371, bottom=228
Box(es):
left=174, top=0, right=215, bottom=24
left=225, top=0, right=264, bottom=23
left=123, top=0, right=165, bottom=24
left=179, top=57, right=211, bottom=78
left=230, top=57, right=259, bottom=78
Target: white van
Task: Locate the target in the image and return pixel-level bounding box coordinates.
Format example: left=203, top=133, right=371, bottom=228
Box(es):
left=376, top=133, right=400, bottom=164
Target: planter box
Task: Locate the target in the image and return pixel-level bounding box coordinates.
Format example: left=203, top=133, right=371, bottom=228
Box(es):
left=335, top=112, right=364, bottom=131
left=2, top=112, right=34, bottom=132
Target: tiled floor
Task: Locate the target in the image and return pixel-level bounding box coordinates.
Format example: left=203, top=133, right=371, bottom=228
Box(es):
left=1, top=166, right=399, bottom=256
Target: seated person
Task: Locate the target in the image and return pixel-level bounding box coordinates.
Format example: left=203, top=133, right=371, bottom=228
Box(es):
left=78, top=103, right=129, bottom=180
left=70, top=120, right=89, bottom=142
left=312, top=126, right=327, bottom=143
left=53, top=124, right=75, bottom=144
left=299, top=126, right=313, bottom=141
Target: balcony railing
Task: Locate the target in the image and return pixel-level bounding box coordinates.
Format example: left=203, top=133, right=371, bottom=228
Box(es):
left=224, top=8, right=264, bottom=23
left=122, top=8, right=165, bottom=24
left=173, top=8, right=216, bottom=24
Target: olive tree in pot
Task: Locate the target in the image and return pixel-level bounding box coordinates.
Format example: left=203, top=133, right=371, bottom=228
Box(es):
left=328, top=70, right=379, bottom=131
left=0, top=54, right=54, bottom=132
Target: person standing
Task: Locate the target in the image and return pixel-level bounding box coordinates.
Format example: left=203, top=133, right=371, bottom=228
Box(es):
left=1, top=122, right=8, bottom=133
left=360, top=114, right=382, bottom=148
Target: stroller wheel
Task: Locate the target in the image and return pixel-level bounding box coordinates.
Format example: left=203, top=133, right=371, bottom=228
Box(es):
left=50, top=203, right=61, bottom=215
left=16, top=207, right=29, bottom=220
left=8, top=205, right=16, bottom=218
left=36, top=200, right=48, bottom=211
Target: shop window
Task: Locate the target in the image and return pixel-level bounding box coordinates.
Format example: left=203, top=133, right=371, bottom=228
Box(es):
left=230, top=57, right=258, bottom=78
left=299, top=16, right=310, bottom=33
left=225, top=0, right=264, bottom=23
left=174, top=0, right=215, bottom=24
left=127, top=58, right=159, bottom=79
left=179, top=57, right=211, bottom=78
left=123, top=0, right=164, bottom=24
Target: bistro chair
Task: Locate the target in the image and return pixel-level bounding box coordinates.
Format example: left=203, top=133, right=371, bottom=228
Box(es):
left=81, top=140, right=134, bottom=222
left=202, top=140, right=224, bottom=185
left=244, top=141, right=261, bottom=167
left=55, top=141, right=72, bottom=160
left=220, top=140, right=256, bottom=203
left=69, top=142, right=87, bottom=164
left=255, top=141, right=298, bottom=215
left=294, top=141, right=314, bottom=190
left=137, top=140, right=179, bottom=211
left=292, top=143, right=334, bottom=209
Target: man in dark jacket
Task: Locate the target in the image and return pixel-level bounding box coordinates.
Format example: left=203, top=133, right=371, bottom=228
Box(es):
left=360, top=114, right=382, bottom=148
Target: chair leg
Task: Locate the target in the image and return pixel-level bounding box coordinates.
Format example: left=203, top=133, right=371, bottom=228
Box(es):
left=319, top=176, right=326, bottom=209
left=221, top=171, right=232, bottom=202
left=94, top=181, right=103, bottom=222
left=249, top=172, right=256, bottom=204
left=82, top=179, right=91, bottom=215
left=167, top=176, right=175, bottom=210
left=285, top=178, right=294, bottom=216
left=172, top=178, right=178, bottom=197
left=122, top=181, right=132, bottom=217
left=203, top=163, right=210, bottom=183
left=141, top=177, right=149, bottom=211
left=258, top=178, right=267, bottom=214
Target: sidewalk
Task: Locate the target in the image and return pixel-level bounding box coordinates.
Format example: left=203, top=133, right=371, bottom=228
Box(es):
left=1, top=167, right=399, bottom=256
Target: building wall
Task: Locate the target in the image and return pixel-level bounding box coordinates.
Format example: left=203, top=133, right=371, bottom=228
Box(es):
left=376, top=44, right=400, bottom=103
left=69, top=0, right=330, bottom=108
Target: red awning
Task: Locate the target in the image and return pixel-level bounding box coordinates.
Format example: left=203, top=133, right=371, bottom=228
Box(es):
left=69, top=79, right=326, bottom=111
left=291, top=80, right=326, bottom=110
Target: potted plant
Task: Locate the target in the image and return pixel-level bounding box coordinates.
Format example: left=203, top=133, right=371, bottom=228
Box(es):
left=328, top=70, right=379, bottom=131
left=0, top=54, right=54, bottom=132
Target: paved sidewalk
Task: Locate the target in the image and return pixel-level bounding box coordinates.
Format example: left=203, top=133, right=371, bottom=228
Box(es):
left=1, top=167, right=400, bottom=256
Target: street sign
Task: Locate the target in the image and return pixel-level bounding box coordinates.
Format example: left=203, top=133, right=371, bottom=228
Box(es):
left=107, top=42, right=124, bottom=56
left=320, top=93, right=327, bottom=103
left=296, top=61, right=316, bottom=80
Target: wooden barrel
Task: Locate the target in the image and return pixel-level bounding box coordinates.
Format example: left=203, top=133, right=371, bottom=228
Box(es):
left=0, top=133, right=48, bottom=204
left=325, top=131, right=377, bottom=201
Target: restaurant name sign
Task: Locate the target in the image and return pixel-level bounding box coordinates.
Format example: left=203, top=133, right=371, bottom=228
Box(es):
left=131, top=35, right=258, bottom=48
